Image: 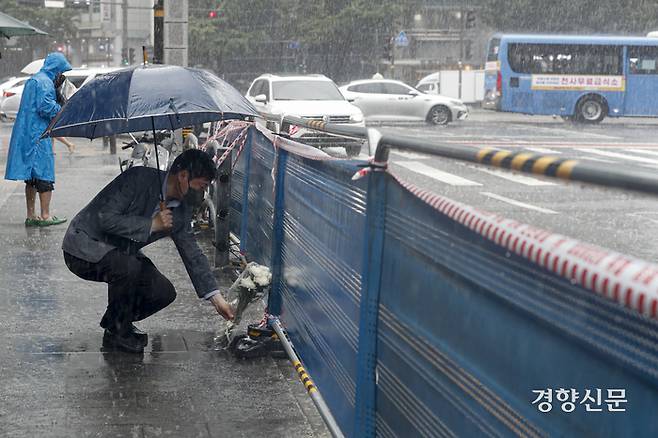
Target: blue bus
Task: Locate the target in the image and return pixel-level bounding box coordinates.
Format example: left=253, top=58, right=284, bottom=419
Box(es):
left=483, top=34, right=658, bottom=122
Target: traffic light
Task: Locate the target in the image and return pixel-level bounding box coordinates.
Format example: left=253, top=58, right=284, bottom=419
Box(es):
left=208, top=10, right=218, bottom=18
left=129, top=48, right=135, bottom=65
left=383, top=38, right=393, bottom=61
left=121, top=48, right=128, bottom=65
left=465, top=11, right=476, bottom=29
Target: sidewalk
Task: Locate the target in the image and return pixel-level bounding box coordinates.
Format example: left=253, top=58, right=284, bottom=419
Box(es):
left=0, top=139, right=328, bottom=437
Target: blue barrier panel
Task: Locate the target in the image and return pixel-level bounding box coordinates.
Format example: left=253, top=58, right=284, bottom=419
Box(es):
left=240, top=128, right=275, bottom=265
left=374, top=174, right=658, bottom=437
left=229, top=129, right=252, bottom=245
left=230, top=124, right=658, bottom=436
left=276, top=152, right=368, bottom=437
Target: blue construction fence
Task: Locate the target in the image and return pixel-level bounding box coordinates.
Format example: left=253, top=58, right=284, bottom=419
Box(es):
left=227, top=124, right=658, bottom=437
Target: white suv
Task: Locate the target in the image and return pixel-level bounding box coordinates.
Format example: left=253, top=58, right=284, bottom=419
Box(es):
left=245, top=74, right=365, bottom=157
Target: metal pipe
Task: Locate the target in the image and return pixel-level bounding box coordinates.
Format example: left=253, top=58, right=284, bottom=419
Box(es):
left=278, top=114, right=658, bottom=197
left=269, top=317, right=345, bottom=438
left=214, top=147, right=231, bottom=267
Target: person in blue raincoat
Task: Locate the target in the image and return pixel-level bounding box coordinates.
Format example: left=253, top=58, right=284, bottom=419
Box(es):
left=4, top=52, right=72, bottom=227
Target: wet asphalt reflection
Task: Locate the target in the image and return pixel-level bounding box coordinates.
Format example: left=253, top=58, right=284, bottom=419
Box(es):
left=0, top=133, right=328, bottom=437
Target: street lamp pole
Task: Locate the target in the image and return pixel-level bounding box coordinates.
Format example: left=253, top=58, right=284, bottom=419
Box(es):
left=458, top=7, right=464, bottom=100
left=122, top=0, right=128, bottom=59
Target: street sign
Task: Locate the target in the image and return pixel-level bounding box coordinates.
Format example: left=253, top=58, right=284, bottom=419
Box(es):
left=394, top=31, right=409, bottom=47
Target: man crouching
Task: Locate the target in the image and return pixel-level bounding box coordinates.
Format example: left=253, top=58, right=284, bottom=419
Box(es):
left=63, top=149, right=234, bottom=353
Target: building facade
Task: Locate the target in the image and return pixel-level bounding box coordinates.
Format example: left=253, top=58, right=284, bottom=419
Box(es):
left=383, top=0, right=491, bottom=84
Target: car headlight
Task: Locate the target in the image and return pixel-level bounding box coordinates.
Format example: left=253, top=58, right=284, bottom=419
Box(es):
left=350, top=112, right=364, bottom=123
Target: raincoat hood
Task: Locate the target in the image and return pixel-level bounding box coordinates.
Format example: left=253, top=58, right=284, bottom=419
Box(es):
left=40, top=52, right=71, bottom=80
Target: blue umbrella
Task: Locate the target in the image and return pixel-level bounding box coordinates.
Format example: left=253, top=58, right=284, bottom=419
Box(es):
left=44, top=64, right=258, bottom=204
left=44, top=64, right=258, bottom=139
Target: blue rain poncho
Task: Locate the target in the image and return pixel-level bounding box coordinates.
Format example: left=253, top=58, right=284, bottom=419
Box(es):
left=4, top=52, right=72, bottom=183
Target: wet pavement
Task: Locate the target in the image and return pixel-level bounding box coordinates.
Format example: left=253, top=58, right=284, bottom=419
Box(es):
left=0, top=137, right=328, bottom=437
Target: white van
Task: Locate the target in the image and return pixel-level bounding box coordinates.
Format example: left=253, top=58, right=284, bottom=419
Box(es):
left=415, top=72, right=440, bottom=95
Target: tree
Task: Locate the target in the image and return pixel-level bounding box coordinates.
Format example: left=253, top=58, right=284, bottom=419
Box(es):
left=480, top=0, right=657, bottom=34
left=188, top=0, right=410, bottom=86
left=0, top=0, right=78, bottom=77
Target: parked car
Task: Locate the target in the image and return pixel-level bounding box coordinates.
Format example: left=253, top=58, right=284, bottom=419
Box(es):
left=416, top=72, right=440, bottom=95
left=245, top=74, right=365, bottom=157
left=339, top=79, right=468, bottom=125
left=0, top=67, right=120, bottom=120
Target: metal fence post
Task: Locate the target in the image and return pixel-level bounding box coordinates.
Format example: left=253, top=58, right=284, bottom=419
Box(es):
left=214, top=147, right=232, bottom=268
left=239, top=128, right=253, bottom=253
left=354, top=169, right=388, bottom=438
left=109, top=135, right=117, bottom=155
left=268, top=149, right=288, bottom=316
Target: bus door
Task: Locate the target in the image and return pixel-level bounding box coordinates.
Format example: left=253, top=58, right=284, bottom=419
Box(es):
left=624, top=45, right=658, bottom=116
left=500, top=43, right=535, bottom=113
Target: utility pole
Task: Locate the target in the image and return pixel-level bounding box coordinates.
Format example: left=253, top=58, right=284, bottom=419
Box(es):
left=122, top=0, right=128, bottom=62
left=154, top=0, right=164, bottom=64
left=458, top=7, right=464, bottom=100
left=163, top=0, right=188, bottom=66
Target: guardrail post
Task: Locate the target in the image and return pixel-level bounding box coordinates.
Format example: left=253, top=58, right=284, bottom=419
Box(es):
left=239, top=128, right=253, bottom=253
left=214, top=147, right=232, bottom=268
left=109, top=135, right=117, bottom=155
left=268, top=148, right=288, bottom=316
left=354, top=167, right=388, bottom=438
left=103, top=135, right=117, bottom=154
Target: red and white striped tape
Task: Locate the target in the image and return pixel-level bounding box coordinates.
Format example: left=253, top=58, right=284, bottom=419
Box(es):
left=395, top=176, right=658, bottom=321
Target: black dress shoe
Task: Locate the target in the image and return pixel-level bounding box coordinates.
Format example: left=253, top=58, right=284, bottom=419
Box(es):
left=102, top=328, right=144, bottom=353
left=130, top=323, right=148, bottom=346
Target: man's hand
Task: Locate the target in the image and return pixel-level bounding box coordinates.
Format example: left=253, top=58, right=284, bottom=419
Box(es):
left=210, top=294, right=235, bottom=321
left=151, top=208, right=173, bottom=233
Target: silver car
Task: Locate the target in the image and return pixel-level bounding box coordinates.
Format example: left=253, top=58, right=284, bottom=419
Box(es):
left=339, top=79, right=468, bottom=125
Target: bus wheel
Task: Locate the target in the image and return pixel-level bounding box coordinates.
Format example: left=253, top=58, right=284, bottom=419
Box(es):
left=427, top=105, right=451, bottom=125
left=576, top=96, right=607, bottom=123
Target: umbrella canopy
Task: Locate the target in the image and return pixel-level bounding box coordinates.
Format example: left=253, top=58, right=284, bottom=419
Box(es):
left=44, top=64, right=258, bottom=139
left=0, top=11, right=47, bottom=39
left=21, top=58, right=44, bottom=75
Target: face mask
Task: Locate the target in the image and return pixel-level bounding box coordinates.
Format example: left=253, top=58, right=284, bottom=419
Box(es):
left=184, top=188, right=203, bottom=206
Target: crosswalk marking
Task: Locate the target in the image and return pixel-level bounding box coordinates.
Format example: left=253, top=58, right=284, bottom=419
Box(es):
left=576, top=148, right=658, bottom=165
left=472, top=167, right=556, bottom=186
left=392, top=150, right=430, bottom=160
left=396, top=161, right=482, bottom=186
left=625, top=148, right=658, bottom=158
left=480, top=192, right=558, bottom=214
left=578, top=156, right=616, bottom=163
left=526, top=147, right=562, bottom=155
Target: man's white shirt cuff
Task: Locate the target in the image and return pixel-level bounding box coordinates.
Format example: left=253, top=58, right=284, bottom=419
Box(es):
left=203, top=289, right=221, bottom=300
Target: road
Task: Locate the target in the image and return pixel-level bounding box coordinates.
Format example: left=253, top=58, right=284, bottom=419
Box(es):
left=3, top=111, right=658, bottom=262
left=359, top=110, right=658, bottom=262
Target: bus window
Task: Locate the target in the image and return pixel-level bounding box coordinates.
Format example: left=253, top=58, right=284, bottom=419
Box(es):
left=508, top=43, right=622, bottom=75
left=628, top=46, right=658, bottom=74
left=487, top=38, right=500, bottom=62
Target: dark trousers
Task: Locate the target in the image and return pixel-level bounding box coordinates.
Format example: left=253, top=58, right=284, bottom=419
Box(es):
left=63, top=249, right=176, bottom=333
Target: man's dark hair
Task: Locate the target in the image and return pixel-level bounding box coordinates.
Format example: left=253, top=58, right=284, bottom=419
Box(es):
left=170, top=149, right=216, bottom=180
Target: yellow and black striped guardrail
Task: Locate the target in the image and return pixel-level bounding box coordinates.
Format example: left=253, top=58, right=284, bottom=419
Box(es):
left=475, top=148, right=578, bottom=180
left=279, top=114, right=658, bottom=197
left=269, top=317, right=344, bottom=438
left=293, top=360, right=318, bottom=395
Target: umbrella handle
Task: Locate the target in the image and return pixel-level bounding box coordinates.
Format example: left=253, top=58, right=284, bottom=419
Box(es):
left=159, top=201, right=166, bottom=211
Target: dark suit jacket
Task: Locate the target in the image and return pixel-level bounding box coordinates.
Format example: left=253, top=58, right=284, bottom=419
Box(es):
left=62, top=167, right=217, bottom=298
